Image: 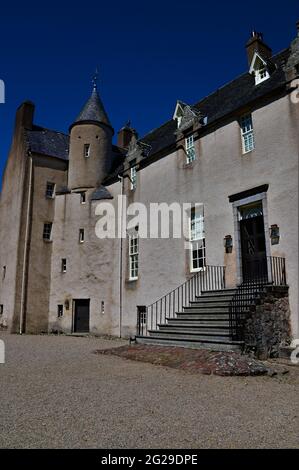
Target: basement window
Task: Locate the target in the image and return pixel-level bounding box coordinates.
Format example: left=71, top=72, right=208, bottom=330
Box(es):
left=43, top=223, right=53, bottom=241
left=84, top=144, right=90, bottom=158
left=79, top=229, right=85, bottom=243
left=61, top=258, right=67, bottom=273
left=45, top=182, right=55, bottom=199
left=57, top=305, right=63, bottom=317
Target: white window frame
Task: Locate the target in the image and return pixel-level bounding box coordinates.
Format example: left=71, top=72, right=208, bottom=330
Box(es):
left=185, top=135, right=196, bottom=164
left=130, top=164, right=137, bottom=190
left=189, top=207, right=205, bottom=272
left=45, top=182, right=55, bottom=199
left=240, top=114, right=255, bottom=154
left=84, top=143, right=90, bottom=158
left=79, top=228, right=85, bottom=243
left=129, top=231, right=139, bottom=280
left=43, top=222, right=53, bottom=241
left=255, top=66, right=269, bottom=85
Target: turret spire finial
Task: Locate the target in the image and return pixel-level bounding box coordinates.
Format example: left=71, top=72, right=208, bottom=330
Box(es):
left=92, top=67, right=99, bottom=91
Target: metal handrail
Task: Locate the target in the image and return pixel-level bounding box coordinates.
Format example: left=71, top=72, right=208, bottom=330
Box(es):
left=137, top=265, right=226, bottom=336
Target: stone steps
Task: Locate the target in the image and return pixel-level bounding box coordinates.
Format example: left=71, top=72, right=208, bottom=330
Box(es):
left=135, top=286, right=244, bottom=352
left=136, top=335, right=243, bottom=352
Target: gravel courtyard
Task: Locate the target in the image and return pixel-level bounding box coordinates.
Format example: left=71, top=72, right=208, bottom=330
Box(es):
left=0, top=333, right=298, bottom=449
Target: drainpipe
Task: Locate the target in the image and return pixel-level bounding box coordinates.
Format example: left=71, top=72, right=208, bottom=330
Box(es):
left=19, top=153, right=33, bottom=334
left=118, top=174, right=124, bottom=338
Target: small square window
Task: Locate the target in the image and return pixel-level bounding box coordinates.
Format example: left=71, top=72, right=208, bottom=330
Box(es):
left=61, top=258, right=67, bottom=273
left=43, top=223, right=53, bottom=241
left=84, top=144, right=90, bottom=158
left=79, top=229, right=85, bottom=243
left=80, top=192, right=86, bottom=204
left=45, top=182, right=55, bottom=199
left=57, top=305, right=63, bottom=317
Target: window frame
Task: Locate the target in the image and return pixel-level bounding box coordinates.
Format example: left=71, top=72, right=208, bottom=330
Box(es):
left=130, top=162, right=137, bottom=190
left=84, top=143, right=91, bottom=158
left=57, top=304, right=63, bottom=318
left=185, top=134, right=196, bottom=164
left=45, top=182, right=56, bottom=199
left=79, top=228, right=85, bottom=243
left=240, top=114, right=255, bottom=154
left=80, top=192, right=86, bottom=204
left=189, top=207, right=206, bottom=273
left=43, top=222, right=53, bottom=241
left=61, top=258, right=67, bottom=273
left=129, top=230, right=139, bottom=280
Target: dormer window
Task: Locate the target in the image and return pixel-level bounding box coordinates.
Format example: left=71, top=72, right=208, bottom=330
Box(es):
left=249, top=51, right=270, bottom=85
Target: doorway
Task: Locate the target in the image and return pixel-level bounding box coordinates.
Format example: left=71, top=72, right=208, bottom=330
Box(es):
left=240, top=203, right=268, bottom=282
left=73, top=299, right=90, bottom=333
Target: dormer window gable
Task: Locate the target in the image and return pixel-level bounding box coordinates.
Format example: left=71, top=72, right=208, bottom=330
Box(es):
left=173, top=100, right=187, bottom=128
left=173, top=100, right=205, bottom=134
left=249, top=51, right=273, bottom=85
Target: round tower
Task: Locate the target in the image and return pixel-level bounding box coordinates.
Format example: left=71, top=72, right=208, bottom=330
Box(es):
left=68, top=83, right=114, bottom=189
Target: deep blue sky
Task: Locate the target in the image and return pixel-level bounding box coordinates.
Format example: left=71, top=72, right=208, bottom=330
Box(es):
left=0, top=0, right=298, bottom=185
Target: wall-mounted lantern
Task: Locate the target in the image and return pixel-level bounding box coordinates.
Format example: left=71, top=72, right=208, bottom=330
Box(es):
left=224, top=235, right=233, bottom=253
left=64, top=299, right=70, bottom=310
left=270, top=224, right=280, bottom=245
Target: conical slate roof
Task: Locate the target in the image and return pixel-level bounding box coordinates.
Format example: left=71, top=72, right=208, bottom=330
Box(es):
left=74, top=88, right=112, bottom=127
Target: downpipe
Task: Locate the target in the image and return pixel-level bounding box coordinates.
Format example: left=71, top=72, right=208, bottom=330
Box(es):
left=19, top=153, right=33, bottom=334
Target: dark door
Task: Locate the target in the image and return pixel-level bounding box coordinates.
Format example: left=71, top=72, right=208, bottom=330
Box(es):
left=240, top=215, right=267, bottom=282
left=74, top=299, right=90, bottom=333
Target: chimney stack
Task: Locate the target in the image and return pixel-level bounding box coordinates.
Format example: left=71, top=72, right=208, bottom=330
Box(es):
left=15, top=101, right=35, bottom=130
left=117, top=122, right=138, bottom=149
left=246, top=31, right=272, bottom=66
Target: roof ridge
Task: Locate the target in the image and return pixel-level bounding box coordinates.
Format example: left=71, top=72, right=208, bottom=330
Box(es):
left=140, top=47, right=290, bottom=142
left=194, top=47, right=289, bottom=108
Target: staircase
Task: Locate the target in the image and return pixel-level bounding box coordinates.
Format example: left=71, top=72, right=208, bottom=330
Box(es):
left=136, top=287, right=244, bottom=352
left=135, top=258, right=287, bottom=352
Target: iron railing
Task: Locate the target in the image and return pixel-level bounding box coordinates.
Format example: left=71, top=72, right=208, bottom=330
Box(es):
left=229, top=256, right=287, bottom=341
left=137, top=265, right=225, bottom=336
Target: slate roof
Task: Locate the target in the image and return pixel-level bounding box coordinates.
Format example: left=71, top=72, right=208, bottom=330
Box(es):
left=140, top=48, right=290, bottom=159
left=25, top=48, right=290, bottom=181
left=25, top=126, right=69, bottom=160
left=91, top=186, right=113, bottom=200
left=73, top=88, right=112, bottom=127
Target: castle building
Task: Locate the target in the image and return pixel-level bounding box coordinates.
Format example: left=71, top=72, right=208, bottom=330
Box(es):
left=0, top=26, right=298, bottom=354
